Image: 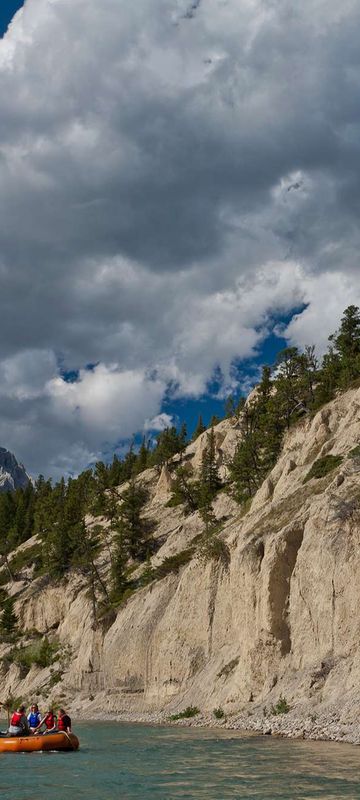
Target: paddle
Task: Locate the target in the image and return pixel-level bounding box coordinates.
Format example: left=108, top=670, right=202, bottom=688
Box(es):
left=62, top=730, right=76, bottom=750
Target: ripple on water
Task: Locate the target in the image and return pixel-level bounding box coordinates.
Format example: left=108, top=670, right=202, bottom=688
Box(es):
left=1, top=722, right=360, bottom=800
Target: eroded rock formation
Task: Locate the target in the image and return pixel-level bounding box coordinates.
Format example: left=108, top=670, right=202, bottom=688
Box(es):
left=2, top=388, right=360, bottom=736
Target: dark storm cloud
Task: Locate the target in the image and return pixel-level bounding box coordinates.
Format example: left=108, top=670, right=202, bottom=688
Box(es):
left=0, top=0, right=359, bottom=475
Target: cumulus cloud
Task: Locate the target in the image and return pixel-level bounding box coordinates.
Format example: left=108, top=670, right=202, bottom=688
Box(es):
left=144, top=413, right=174, bottom=432
left=0, top=0, right=359, bottom=475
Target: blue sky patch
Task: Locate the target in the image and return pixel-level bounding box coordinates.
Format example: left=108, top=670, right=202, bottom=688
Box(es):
left=0, top=1, right=24, bottom=37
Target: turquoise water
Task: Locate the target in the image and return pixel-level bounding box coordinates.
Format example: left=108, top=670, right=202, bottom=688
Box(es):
left=1, top=721, right=360, bottom=799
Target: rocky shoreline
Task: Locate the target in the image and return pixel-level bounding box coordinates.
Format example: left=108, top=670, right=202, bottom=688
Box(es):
left=74, top=706, right=360, bottom=746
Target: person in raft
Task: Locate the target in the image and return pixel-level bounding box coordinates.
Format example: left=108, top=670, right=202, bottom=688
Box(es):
left=37, top=708, right=57, bottom=734
left=8, top=705, right=30, bottom=737
left=58, top=708, right=72, bottom=733
left=27, top=702, right=42, bottom=733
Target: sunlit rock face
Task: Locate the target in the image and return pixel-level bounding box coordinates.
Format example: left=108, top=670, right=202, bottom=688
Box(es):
left=3, top=387, right=360, bottom=743
left=0, top=447, right=30, bottom=492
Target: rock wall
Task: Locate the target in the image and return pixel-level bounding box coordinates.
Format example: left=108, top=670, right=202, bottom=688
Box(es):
left=2, top=388, right=360, bottom=727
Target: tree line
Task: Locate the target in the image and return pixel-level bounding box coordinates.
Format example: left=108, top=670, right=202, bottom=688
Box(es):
left=228, top=305, right=360, bottom=502
left=0, top=305, right=359, bottom=610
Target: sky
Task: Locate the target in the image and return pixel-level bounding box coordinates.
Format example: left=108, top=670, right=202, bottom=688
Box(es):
left=0, top=0, right=360, bottom=479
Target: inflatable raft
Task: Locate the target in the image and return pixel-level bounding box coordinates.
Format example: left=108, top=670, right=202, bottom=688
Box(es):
left=0, top=732, right=79, bottom=753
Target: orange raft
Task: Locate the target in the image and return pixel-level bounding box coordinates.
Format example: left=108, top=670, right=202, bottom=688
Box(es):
left=0, top=732, right=79, bottom=753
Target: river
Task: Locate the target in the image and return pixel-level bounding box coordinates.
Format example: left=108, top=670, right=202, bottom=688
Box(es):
left=1, top=721, right=360, bottom=799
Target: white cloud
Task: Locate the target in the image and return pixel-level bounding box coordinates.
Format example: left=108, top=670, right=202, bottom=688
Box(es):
left=47, top=364, right=166, bottom=438
left=0, top=0, right=359, bottom=475
left=0, top=349, right=57, bottom=400
left=284, top=272, right=360, bottom=355
left=144, top=413, right=174, bottom=432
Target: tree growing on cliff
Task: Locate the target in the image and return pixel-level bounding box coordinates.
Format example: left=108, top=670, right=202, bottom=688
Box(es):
left=1, top=596, right=17, bottom=634
left=229, top=403, right=264, bottom=503
left=169, top=465, right=198, bottom=513
left=117, top=480, right=149, bottom=561
left=329, top=305, right=360, bottom=387
left=136, top=437, right=150, bottom=474
left=111, top=523, right=129, bottom=599
left=150, top=426, right=187, bottom=469
left=0, top=491, right=17, bottom=580
left=192, top=415, right=206, bottom=441
left=71, top=518, right=109, bottom=620
left=198, top=427, right=221, bottom=506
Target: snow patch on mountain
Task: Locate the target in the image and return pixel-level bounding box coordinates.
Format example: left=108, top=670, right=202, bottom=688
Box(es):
left=0, top=447, right=30, bottom=492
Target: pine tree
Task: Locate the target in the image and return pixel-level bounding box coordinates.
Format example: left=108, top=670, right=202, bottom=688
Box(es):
left=225, top=395, right=236, bottom=418
left=170, top=466, right=198, bottom=513
left=150, top=426, right=184, bottom=468
left=108, top=455, right=124, bottom=487
left=256, top=366, right=284, bottom=472
left=91, top=461, right=110, bottom=515
left=33, top=477, right=54, bottom=538
left=198, top=427, right=221, bottom=509
left=119, top=480, right=148, bottom=561
left=0, top=492, right=16, bottom=579
left=315, top=346, right=341, bottom=406
left=228, top=385, right=278, bottom=504
left=111, top=521, right=129, bottom=598
left=49, top=481, right=72, bottom=576
left=192, top=415, right=206, bottom=441
left=229, top=417, right=263, bottom=503
left=122, top=444, right=138, bottom=481
left=299, top=345, right=319, bottom=408
left=331, top=305, right=360, bottom=386
left=275, top=347, right=305, bottom=428
left=178, top=423, right=188, bottom=458
left=72, top=518, right=108, bottom=619
left=1, top=596, right=17, bottom=634
left=36, top=478, right=73, bottom=577
left=136, top=437, right=150, bottom=474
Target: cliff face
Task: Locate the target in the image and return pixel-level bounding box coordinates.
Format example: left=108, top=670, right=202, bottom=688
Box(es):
left=2, top=388, right=360, bottom=730
left=0, top=447, right=30, bottom=492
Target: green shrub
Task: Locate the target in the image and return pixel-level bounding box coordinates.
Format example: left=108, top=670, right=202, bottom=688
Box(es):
left=8, top=636, right=59, bottom=670
left=349, top=445, right=360, bottom=458
left=198, top=535, right=230, bottom=566
left=9, top=544, right=42, bottom=576
left=48, top=669, right=63, bottom=688
left=303, top=455, right=342, bottom=483
left=165, top=495, right=184, bottom=508
left=213, top=707, right=225, bottom=719
left=169, top=706, right=200, bottom=721
left=270, top=695, right=290, bottom=715
left=152, top=548, right=195, bottom=580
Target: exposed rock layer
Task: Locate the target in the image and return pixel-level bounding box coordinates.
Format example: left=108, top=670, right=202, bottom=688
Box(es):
left=2, top=389, right=360, bottom=743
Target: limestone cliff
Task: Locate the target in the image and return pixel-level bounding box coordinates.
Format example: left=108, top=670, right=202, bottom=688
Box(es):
left=2, top=388, right=360, bottom=740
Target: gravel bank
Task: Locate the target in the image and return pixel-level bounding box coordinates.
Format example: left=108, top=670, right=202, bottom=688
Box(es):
left=74, top=706, right=360, bottom=746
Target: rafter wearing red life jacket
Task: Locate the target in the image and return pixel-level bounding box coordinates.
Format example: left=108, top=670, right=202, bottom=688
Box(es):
left=43, top=711, right=56, bottom=730
left=10, top=711, right=23, bottom=727
left=58, top=710, right=71, bottom=732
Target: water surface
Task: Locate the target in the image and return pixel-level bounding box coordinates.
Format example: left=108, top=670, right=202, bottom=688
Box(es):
left=1, top=721, right=360, bottom=799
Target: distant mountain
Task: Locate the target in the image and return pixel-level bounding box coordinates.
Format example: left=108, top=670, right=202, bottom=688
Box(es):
left=0, top=447, right=30, bottom=492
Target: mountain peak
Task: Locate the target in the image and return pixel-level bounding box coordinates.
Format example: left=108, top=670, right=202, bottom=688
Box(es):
left=0, top=447, right=30, bottom=493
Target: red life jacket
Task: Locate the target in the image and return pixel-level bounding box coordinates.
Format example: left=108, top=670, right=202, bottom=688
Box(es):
left=58, top=714, right=67, bottom=731
left=10, top=711, right=23, bottom=726
left=44, top=712, right=55, bottom=729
